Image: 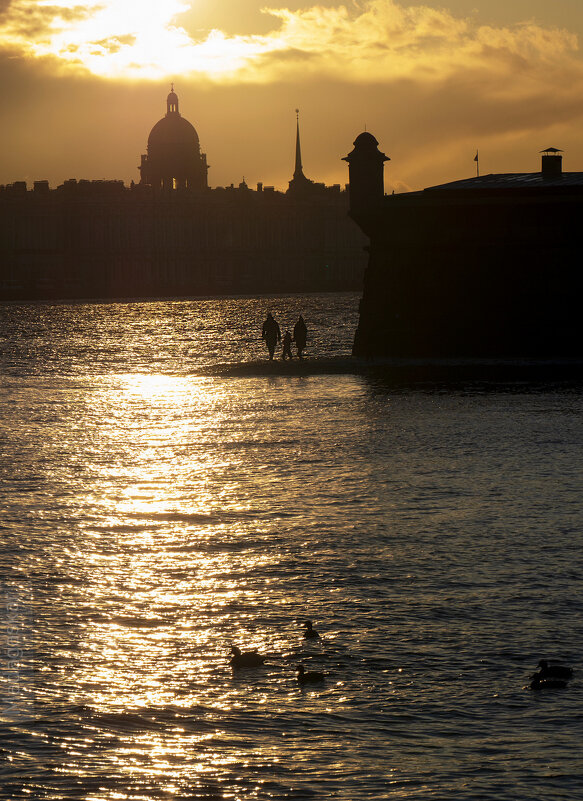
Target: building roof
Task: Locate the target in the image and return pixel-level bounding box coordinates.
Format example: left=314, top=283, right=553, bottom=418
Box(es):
left=424, top=172, right=583, bottom=191
left=148, top=114, right=200, bottom=148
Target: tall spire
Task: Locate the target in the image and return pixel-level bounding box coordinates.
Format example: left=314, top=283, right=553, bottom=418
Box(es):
left=287, top=108, right=315, bottom=195
left=293, top=109, right=305, bottom=180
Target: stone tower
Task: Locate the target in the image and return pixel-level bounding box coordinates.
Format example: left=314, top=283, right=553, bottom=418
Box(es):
left=342, top=132, right=389, bottom=226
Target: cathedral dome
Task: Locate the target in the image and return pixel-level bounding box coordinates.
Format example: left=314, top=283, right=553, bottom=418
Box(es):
left=147, top=114, right=200, bottom=150
left=139, top=86, right=208, bottom=191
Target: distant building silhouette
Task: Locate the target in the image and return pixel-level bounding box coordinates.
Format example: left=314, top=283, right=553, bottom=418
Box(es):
left=139, top=86, right=208, bottom=190
left=346, top=135, right=583, bottom=358
left=0, top=92, right=367, bottom=300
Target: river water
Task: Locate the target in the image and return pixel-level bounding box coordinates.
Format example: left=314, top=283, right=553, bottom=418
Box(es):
left=1, top=293, right=582, bottom=800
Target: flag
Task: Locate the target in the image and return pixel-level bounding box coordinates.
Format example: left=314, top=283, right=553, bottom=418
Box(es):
left=474, top=150, right=479, bottom=162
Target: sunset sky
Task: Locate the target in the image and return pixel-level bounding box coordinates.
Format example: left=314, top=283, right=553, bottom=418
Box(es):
left=1, top=0, right=582, bottom=192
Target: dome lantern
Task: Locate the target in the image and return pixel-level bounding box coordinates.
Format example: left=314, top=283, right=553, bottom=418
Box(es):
left=167, top=83, right=179, bottom=115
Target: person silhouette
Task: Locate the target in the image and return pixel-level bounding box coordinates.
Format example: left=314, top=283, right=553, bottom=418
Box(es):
left=293, top=315, right=307, bottom=359
left=282, top=330, right=293, bottom=360
left=262, top=312, right=281, bottom=360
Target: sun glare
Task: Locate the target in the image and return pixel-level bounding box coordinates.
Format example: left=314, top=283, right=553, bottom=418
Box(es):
left=16, top=0, right=269, bottom=80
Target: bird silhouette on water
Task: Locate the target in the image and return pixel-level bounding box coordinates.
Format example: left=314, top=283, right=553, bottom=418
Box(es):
left=536, top=659, right=573, bottom=681
left=529, top=659, right=573, bottom=691
left=302, top=620, right=320, bottom=639
left=297, top=664, right=325, bottom=685
left=229, top=646, right=266, bottom=669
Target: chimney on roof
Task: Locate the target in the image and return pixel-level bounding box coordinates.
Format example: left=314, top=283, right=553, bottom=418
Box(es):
left=540, top=147, right=563, bottom=179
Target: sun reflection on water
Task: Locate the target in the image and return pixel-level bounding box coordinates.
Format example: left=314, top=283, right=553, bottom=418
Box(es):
left=121, top=373, right=194, bottom=401
left=93, top=372, right=239, bottom=523
left=68, top=371, right=260, bottom=722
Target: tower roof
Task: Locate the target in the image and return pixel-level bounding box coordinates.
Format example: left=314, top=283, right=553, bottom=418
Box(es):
left=343, top=131, right=390, bottom=164
left=354, top=132, right=380, bottom=149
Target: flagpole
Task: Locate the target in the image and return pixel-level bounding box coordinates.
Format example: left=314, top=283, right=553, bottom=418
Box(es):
left=475, top=149, right=479, bottom=178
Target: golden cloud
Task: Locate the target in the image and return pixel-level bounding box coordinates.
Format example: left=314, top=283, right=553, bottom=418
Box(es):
left=258, top=2, right=580, bottom=83
left=0, top=0, right=580, bottom=86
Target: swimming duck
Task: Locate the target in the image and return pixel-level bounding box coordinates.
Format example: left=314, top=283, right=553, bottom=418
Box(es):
left=297, top=664, right=325, bottom=685
left=302, top=620, right=320, bottom=639
left=537, top=660, right=573, bottom=681
left=530, top=674, right=569, bottom=691
left=229, top=646, right=266, bottom=669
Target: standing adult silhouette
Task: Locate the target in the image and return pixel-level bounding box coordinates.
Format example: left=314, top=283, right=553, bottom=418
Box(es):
left=293, top=315, right=307, bottom=359
left=262, top=312, right=281, bottom=360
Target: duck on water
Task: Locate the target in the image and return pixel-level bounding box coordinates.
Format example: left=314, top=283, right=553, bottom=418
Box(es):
left=536, top=659, right=573, bottom=680
left=302, top=620, right=320, bottom=639
left=530, top=659, right=574, bottom=690
left=297, top=664, right=325, bottom=685
left=229, top=646, right=266, bottom=669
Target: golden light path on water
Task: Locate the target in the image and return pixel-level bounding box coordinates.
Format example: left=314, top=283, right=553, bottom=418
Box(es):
left=55, top=370, right=329, bottom=793
left=114, top=373, right=225, bottom=519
